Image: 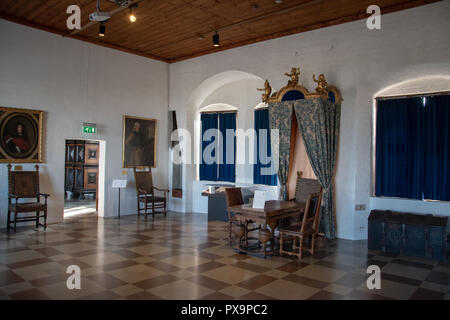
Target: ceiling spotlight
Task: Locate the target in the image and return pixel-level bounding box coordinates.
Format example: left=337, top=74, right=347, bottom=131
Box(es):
left=213, top=32, right=220, bottom=47
left=99, top=22, right=106, bottom=37
left=129, top=5, right=137, bottom=23
left=274, top=0, right=283, bottom=3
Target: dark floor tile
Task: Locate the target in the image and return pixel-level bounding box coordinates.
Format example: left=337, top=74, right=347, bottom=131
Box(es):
left=0, top=270, right=25, bottom=287
left=314, top=260, right=354, bottom=272
left=71, top=249, right=102, bottom=258
left=276, top=261, right=308, bottom=273
left=101, top=260, right=139, bottom=272
left=236, top=275, right=277, bottom=291
left=7, top=257, right=52, bottom=269
left=111, top=249, right=143, bottom=259
left=425, top=271, right=450, bottom=286
left=382, top=273, right=422, bottom=287
left=144, top=261, right=180, bottom=273
left=308, top=290, right=343, bottom=300
left=87, top=273, right=128, bottom=289
left=125, top=291, right=163, bottom=300
left=232, top=261, right=270, bottom=274
left=197, top=251, right=223, bottom=260
left=56, top=258, right=91, bottom=269
left=187, top=272, right=230, bottom=290
left=283, top=274, right=329, bottom=289
left=30, top=273, right=68, bottom=287
left=334, top=273, right=367, bottom=288
left=34, top=247, right=64, bottom=257
left=392, top=259, right=434, bottom=270
left=201, top=292, right=234, bottom=300
left=10, top=288, right=51, bottom=300
left=239, top=292, right=277, bottom=300
left=78, top=290, right=121, bottom=300
left=409, top=288, right=445, bottom=300
left=150, top=250, right=181, bottom=259
left=134, top=275, right=178, bottom=289
left=187, top=261, right=225, bottom=273
left=347, top=289, right=392, bottom=300
left=117, top=241, right=150, bottom=249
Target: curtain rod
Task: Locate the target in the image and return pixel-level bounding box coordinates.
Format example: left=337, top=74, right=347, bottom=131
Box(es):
left=200, top=111, right=237, bottom=114
left=376, top=91, right=450, bottom=101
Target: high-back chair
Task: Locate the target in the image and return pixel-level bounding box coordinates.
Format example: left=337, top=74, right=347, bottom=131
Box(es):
left=224, top=187, right=244, bottom=246
left=133, top=167, right=168, bottom=218
left=7, top=164, right=50, bottom=232
left=279, top=191, right=323, bottom=260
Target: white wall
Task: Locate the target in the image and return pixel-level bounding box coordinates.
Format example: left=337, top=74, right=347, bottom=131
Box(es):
left=168, top=1, right=450, bottom=239
left=0, top=20, right=169, bottom=226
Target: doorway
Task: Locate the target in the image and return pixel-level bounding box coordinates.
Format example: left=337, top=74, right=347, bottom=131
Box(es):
left=64, top=139, right=100, bottom=218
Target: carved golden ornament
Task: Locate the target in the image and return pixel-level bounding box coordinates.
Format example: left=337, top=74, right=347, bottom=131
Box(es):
left=284, top=67, right=300, bottom=87
left=313, top=74, right=329, bottom=96
left=257, top=79, right=272, bottom=103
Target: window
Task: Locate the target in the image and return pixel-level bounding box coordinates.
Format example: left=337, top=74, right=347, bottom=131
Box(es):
left=199, top=112, right=236, bottom=182
left=253, top=108, right=277, bottom=186
left=375, top=94, right=450, bottom=201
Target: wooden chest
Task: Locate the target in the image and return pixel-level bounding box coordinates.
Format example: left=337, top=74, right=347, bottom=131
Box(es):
left=368, top=210, right=448, bottom=261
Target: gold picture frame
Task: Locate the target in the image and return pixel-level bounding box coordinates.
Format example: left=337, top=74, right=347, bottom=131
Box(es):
left=0, top=106, right=44, bottom=163
left=122, top=115, right=157, bottom=168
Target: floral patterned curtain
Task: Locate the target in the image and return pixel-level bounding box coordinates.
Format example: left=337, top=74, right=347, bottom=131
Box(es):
left=268, top=101, right=293, bottom=200
left=293, top=98, right=341, bottom=239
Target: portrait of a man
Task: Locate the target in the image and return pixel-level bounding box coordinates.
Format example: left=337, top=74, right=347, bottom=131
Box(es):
left=122, top=116, right=157, bottom=168
left=0, top=107, right=43, bottom=162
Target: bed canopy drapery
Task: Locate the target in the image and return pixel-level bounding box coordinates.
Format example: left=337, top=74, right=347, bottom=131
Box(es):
left=257, top=68, right=342, bottom=239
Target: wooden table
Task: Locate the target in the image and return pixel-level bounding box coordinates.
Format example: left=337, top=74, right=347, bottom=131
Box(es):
left=229, top=200, right=306, bottom=256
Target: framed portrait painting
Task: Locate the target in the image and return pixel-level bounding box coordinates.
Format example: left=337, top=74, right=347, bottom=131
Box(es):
left=122, top=115, right=157, bottom=168
left=0, top=106, right=43, bottom=163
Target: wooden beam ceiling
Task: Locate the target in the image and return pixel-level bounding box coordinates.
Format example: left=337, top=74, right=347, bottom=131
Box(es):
left=0, top=0, right=441, bottom=63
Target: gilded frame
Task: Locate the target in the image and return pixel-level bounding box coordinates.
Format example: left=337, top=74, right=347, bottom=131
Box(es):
left=122, top=115, right=158, bottom=168
left=0, top=106, right=44, bottom=163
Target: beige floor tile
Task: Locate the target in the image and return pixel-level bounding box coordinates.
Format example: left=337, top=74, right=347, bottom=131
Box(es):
left=38, top=279, right=104, bottom=300
left=108, top=264, right=163, bottom=283
left=219, top=285, right=250, bottom=298
left=202, top=246, right=236, bottom=257
left=356, top=279, right=417, bottom=300
left=78, top=252, right=127, bottom=267
left=147, top=280, right=214, bottom=300
left=256, top=279, right=319, bottom=300
left=263, top=269, right=290, bottom=279
left=13, top=262, right=62, bottom=281
left=323, top=283, right=353, bottom=295
left=111, top=284, right=143, bottom=297
left=1, top=281, right=34, bottom=295
left=203, top=266, right=258, bottom=285
left=162, top=254, right=210, bottom=269
left=0, top=250, right=44, bottom=264
left=419, top=281, right=450, bottom=293
left=168, top=269, right=195, bottom=279
left=128, top=244, right=170, bottom=255
left=294, top=265, right=347, bottom=283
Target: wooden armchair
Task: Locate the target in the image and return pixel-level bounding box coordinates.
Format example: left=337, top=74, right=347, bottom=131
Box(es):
left=7, top=164, right=50, bottom=232
left=279, top=191, right=323, bottom=260
left=133, top=168, right=169, bottom=218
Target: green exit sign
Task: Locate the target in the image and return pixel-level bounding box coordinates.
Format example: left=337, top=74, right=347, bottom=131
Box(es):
left=82, top=123, right=97, bottom=134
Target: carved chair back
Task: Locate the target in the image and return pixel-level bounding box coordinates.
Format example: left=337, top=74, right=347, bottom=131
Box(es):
left=225, top=187, right=243, bottom=209
left=8, top=164, right=40, bottom=198
left=300, top=192, right=323, bottom=235
left=133, top=168, right=154, bottom=195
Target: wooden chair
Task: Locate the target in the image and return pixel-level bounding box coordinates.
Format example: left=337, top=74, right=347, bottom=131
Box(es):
left=133, top=168, right=169, bottom=218
left=225, top=187, right=244, bottom=246
left=279, top=191, right=323, bottom=260
left=7, top=164, right=50, bottom=232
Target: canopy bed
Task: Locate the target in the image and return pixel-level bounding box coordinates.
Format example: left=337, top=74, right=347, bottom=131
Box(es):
left=257, top=68, right=342, bottom=240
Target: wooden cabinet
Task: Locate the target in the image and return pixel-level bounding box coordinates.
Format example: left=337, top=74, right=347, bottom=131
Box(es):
left=368, top=210, right=448, bottom=261
left=65, top=140, right=99, bottom=199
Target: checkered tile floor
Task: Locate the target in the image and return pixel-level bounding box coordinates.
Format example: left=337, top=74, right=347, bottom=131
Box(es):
left=0, top=212, right=449, bottom=300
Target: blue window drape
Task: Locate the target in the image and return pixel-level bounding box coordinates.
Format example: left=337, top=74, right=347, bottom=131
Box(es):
left=200, top=113, right=218, bottom=181
left=218, top=113, right=236, bottom=182
left=253, top=109, right=277, bottom=186
left=375, top=97, right=424, bottom=199
left=423, top=95, right=450, bottom=201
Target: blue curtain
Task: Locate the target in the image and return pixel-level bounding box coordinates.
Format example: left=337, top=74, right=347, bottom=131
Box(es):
left=253, top=109, right=277, bottom=186
left=424, top=95, right=450, bottom=201
left=218, top=113, right=236, bottom=182
left=375, top=97, right=424, bottom=199
left=200, top=113, right=218, bottom=181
